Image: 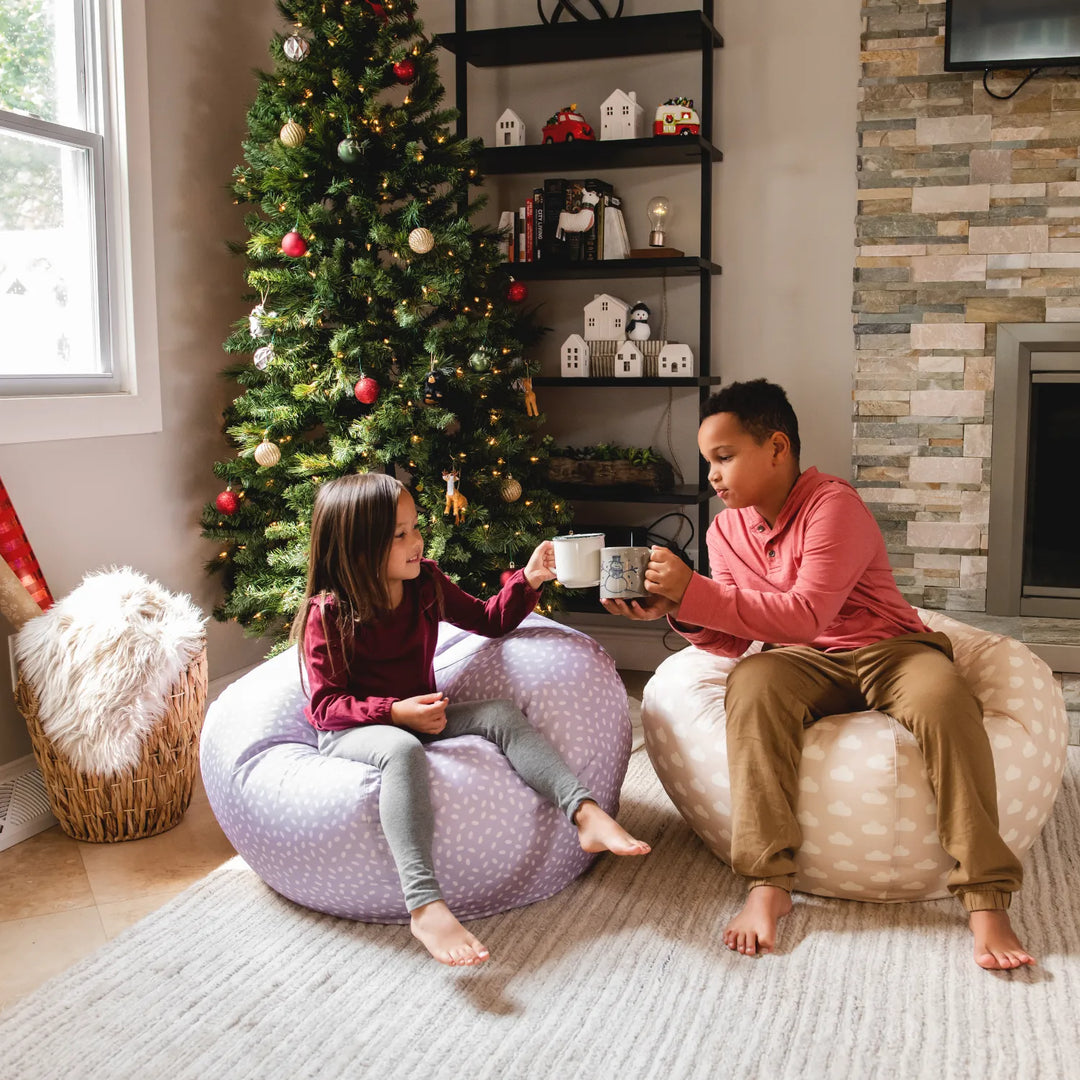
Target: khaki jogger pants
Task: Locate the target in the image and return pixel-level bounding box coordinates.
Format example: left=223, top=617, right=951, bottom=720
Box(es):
left=723, top=631, right=1022, bottom=913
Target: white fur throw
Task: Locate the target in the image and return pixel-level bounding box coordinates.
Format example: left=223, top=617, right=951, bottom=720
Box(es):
left=14, top=567, right=207, bottom=776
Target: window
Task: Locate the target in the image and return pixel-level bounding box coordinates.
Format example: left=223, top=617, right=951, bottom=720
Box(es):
left=0, top=0, right=160, bottom=444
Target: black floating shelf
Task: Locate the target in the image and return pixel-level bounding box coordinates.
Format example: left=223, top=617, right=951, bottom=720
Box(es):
left=479, top=136, right=721, bottom=174
left=437, top=12, right=723, bottom=67
left=507, top=257, right=720, bottom=280
left=533, top=376, right=721, bottom=387
left=549, top=483, right=710, bottom=505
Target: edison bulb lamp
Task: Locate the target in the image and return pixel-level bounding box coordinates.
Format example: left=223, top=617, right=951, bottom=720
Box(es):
left=647, top=195, right=672, bottom=247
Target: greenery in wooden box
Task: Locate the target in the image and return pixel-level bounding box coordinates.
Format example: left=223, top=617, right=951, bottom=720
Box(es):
left=547, top=443, right=675, bottom=491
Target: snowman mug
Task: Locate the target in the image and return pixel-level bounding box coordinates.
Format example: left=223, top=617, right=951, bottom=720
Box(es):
left=599, top=546, right=651, bottom=601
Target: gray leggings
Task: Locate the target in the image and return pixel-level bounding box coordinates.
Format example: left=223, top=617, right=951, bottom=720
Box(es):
left=318, top=699, right=593, bottom=912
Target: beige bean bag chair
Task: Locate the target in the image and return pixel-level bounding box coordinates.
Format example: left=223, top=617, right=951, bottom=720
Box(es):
left=642, top=610, right=1069, bottom=901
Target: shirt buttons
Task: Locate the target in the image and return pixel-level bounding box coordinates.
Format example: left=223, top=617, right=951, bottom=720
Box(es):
left=756, top=524, right=766, bottom=532
left=767, top=549, right=777, bottom=558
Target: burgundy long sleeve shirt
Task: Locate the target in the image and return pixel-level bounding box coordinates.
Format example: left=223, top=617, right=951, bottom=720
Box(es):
left=303, top=559, right=540, bottom=731
left=672, top=467, right=926, bottom=657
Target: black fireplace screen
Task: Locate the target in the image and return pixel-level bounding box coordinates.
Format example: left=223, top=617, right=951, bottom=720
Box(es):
left=1023, top=379, right=1080, bottom=592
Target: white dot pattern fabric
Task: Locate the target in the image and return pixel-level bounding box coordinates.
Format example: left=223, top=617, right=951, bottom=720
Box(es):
left=641, top=610, right=1068, bottom=901
left=200, top=614, right=631, bottom=923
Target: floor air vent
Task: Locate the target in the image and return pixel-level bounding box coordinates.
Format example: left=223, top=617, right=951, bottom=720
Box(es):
left=0, top=760, right=55, bottom=851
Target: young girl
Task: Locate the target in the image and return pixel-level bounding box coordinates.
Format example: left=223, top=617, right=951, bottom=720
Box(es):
left=292, top=472, right=649, bottom=966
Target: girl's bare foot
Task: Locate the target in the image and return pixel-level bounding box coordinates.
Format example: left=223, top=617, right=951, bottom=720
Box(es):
left=723, top=885, right=792, bottom=956
left=573, top=799, right=651, bottom=856
left=410, top=900, right=489, bottom=966
left=969, top=909, right=1036, bottom=970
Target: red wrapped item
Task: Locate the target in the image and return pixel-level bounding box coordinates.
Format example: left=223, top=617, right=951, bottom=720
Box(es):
left=0, top=476, right=53, bottom=612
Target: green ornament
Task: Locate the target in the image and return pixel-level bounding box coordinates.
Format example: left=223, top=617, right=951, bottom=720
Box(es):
left=468, top=349, right=492, bottom=373
left=337, top=137, right=362, bottom=163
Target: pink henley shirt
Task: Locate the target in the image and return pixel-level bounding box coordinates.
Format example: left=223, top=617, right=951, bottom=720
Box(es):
left=672, top=467, right=926, bottom=657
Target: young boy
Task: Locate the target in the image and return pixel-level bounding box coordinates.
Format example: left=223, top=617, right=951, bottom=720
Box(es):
left=603, top=379, right=1034, bottom=970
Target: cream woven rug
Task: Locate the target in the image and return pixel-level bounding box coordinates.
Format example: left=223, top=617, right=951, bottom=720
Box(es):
left=3, top=749, right=1079, bottom=1080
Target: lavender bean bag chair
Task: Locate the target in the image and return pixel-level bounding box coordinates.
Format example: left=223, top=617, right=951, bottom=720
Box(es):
left=201, top=614, right=631, bottom=922
left=643, top=610, right=1069, bottom=902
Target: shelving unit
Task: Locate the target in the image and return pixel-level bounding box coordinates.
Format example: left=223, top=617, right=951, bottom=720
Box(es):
left=438, top=3, right=722, bottom=581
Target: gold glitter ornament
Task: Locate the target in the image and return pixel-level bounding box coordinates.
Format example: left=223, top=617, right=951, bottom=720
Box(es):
left=408, top=227, right=435, bottom=254
left=279, top=121, right=306, bottom=147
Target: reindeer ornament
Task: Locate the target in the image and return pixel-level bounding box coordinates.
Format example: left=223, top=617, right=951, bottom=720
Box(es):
left=442, top=468, right=468, bottom=525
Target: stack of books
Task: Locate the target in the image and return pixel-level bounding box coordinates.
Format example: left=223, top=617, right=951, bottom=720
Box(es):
left=499, top=178, right=629, bottom=264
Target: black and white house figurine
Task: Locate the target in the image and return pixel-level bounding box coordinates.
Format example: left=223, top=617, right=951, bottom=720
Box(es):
left=625, top=302, right=652, bottom=341
left=561, top=293, right=693, bottom=378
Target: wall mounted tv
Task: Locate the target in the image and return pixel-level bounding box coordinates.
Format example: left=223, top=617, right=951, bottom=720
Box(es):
left=945, top=0, right=1080, bottom=71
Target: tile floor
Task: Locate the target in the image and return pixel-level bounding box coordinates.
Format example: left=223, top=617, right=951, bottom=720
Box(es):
left=0, top=773, right=236, bottom=1009
left=0, top=670, right=651, bottom=1010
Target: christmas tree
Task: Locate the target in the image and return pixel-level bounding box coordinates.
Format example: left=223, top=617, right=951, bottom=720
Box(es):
left=203, top=0, right=571, bottom=642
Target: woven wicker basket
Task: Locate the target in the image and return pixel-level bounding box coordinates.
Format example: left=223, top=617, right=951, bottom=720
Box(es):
left=15, top=646, right=208, bottom=843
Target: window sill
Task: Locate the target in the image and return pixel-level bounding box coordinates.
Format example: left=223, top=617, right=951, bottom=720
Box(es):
left=0, top=381, right=162, bottom=445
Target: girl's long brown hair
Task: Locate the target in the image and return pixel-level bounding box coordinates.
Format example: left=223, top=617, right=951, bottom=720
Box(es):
left=290, top=471, right=407, bottom=679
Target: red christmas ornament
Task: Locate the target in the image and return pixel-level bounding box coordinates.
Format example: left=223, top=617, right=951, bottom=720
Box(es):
left=354, top=376, right=380, bottom=404
left=281, top=230, right=308, bottom=257
left=215, top=490, right=240, bottom=516
left=500, top=570, right=514, bottom=586
left=393, top=58, right=417, bottom=84
left=365, top=0, right=388, bottom=22
left=507, top=280, right=528, bottom=303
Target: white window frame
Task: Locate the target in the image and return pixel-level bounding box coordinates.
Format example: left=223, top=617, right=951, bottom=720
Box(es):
left=0, top=0, right=161, bottom=445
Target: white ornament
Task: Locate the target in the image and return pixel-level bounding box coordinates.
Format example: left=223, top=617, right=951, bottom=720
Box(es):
left=408, top=227, right=435, bottom=254
left=249, top=303, right=278, bottom=339
left=253, top=344, right=275, bottom=370
left=283, top=35, right=310, bottom=61
left=254, top=441, right=281, bottom=467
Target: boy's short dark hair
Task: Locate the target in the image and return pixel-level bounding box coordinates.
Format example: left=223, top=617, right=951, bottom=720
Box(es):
left=701, top=379, right=801, bottom=460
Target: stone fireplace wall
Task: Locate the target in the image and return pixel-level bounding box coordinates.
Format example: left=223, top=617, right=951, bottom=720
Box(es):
left=855, top=0, right=1080, bottom=613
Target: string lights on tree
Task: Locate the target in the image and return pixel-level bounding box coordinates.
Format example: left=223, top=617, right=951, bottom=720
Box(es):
left=201, top=0, right=570, bottom=638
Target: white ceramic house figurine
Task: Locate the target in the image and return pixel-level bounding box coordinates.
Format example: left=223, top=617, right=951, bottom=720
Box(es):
left=600, top=89, right=643, bottom=140
left=615, top=340, right=645, bottom=377
left=658, top=342, right=694, bottom=376
left=496, top=108, right=525, bottom=147
left=561, top=333, right=591, bottom=377
left=583, top=293, right=629, bottom=340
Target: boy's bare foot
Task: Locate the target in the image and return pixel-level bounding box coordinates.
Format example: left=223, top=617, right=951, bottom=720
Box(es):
left=723, top=885, right=793, bottom=957
left=969, top=909, right=1036, bottom=970
left=573, top=799, right=651, bottom=856
left=410, top=900, right=489, bottom=966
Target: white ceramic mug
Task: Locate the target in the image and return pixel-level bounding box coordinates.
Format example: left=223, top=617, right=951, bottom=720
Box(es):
left=599, top=546, right=651, bottom=601
left=552, top=532, right=605, bottom=588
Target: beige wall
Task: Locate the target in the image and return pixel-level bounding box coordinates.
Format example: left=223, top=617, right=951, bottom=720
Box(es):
left=0, top=0, right=859, bottom=763
left=714, top=0, right=858, bottom=476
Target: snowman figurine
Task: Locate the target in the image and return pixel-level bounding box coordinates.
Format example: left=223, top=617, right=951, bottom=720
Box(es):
left=626, top=302, right=652, bottom=341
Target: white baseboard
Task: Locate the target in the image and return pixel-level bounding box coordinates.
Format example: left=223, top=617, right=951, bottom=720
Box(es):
left=207, top=662, right=261, bottom=706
